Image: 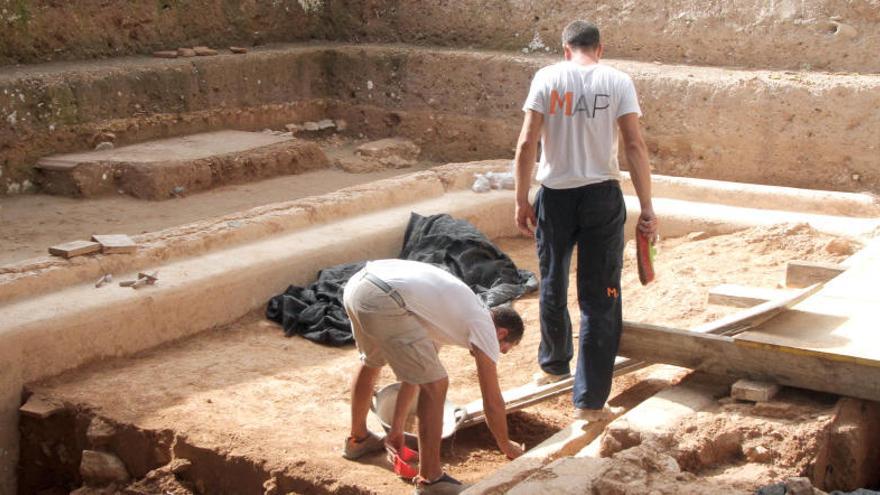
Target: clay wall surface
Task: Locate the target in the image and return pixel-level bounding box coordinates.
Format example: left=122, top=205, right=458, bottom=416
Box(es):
left=361, top=0, right=880, bottom=74
left=3, top=1, right=879, bottom=74
left=0, top=46, right=332, bottom=194
left=6, top=44, right=877, bottom=195
left=0, top=0, right=368, bottom=65
left=324, top=46, right=880, bottom=192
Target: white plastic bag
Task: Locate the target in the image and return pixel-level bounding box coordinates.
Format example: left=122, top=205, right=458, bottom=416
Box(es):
left=472, top=174, right=491, bottom=193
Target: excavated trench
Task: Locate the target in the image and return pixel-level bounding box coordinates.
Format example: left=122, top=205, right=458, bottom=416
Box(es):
left=14, top=206, right=880, bottom=494
left=2, top=14, right=880, bottom=494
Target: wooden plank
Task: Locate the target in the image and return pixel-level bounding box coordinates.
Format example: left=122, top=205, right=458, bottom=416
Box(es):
left=708, top=284, right=795, bottom=308
left=458, top=285, right=821, bottom=427
left=48, top=240, right=101, bottom=258
left=691, top=283, right=823, bottom=335
left=459, top=376, right=574, bottom=428
left=91, top=234, right=137, bottom=254
left=458, top=284, right=822, bottom=428
left=618, top=321, right=880, bottom=402
left=786, top=260, right=845, bottom=288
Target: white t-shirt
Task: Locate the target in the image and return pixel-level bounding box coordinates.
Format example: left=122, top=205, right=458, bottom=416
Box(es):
left=522, top=61, right=642, bottom=189
left=364, top=259, right=501, bottom=362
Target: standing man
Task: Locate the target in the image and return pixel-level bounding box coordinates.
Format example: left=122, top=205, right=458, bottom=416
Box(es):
left=341, top=259, right=525, bottom=495
left=513, top=20, right=658, bottom=421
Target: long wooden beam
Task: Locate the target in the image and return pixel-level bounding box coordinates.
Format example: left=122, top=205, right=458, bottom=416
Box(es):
left=618, top=322, right=880, bottom=402
left=708, top=284, right=795, bottom=308
left=458, top=284, right=823, bottom=427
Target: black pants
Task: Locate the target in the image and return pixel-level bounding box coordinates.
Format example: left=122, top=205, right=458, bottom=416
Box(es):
left=534, top=180, right=626, bottom=409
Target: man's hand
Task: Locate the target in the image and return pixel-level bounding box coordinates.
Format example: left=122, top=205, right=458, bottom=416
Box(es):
left=515, top=200, right=537, bottom=237
left=501, top=440, right=525, bottom=460
left=514, top=110, right=543, bottom=238
left=473, top=346, right=520, bottom=462
left=638, top=207, right=658, bottom=242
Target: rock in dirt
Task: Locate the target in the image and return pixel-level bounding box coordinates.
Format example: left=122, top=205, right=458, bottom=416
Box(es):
left=153, top=51, right=178, bottom=59
left=193, top=46, right=218, bottom=56
left=167, top=458, right=192, bottom=474
left=229, top=46, right=248, bottom=54
left=356, top=137, right=420, bottom=162
left=745, top=444, right=773, bottom=463
left=785, top=477, right=818, bottom=495
left=286, top=120, right=336, bottom=135
left=814, top=398, right=880, bottom=491
left=80, top=450, right=130, bottom=485
left=832, top=21, right=859, bottom=39
left=343, top=138, right=421, bottom=172
left=177, top=48, right=196, bottom=58
left=752, top=401, right=798, bottom=418
left=756, top=483, right=787, bottom=495
left=94, top=141, right=114, bottom=152
left=121, top=459, right=194, bottom=495
left=731, top=378, right=780, bottom=402
left=600, top=420, right=643, bottom=457
left=90, top=132, right=116, bottom=148
left=86, top=418, right=117, bottom=448
left=19, top=394, right=65, bottom=419
left=825, top=237, right=857, bottom=256
left=687, top=231, right=711, bottom=241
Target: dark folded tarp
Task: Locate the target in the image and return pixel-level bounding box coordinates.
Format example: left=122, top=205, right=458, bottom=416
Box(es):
left=266, top=212, right=538, bottom=346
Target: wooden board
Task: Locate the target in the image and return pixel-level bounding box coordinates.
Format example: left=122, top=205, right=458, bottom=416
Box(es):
left=617, top=321, right=880, bottom=402
left=459, top=377, right=574, bottom=428
left=708, top=284, right=795, bottom=308
left=91, top=234, right=137, bottom=254
left=786, top=260, right=845, bottom=288
left=48, top=240, right=101, bottom=258
left=457, top=285, right=823, bottom=428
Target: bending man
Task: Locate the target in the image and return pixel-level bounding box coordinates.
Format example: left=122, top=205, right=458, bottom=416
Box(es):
left=342, top=259, right=525, bottom=495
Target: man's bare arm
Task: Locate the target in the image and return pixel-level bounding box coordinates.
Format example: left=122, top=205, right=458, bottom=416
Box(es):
left=618, top=113, right=658, bottom=239
left=514, top=110, right=544, bottom=237
left=473, top=346, right=523, bottom=459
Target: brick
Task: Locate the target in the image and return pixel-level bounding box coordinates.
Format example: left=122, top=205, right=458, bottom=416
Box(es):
left=731, top=379, right=779, bottom=402
left=48, top=240, right=101, bottom=258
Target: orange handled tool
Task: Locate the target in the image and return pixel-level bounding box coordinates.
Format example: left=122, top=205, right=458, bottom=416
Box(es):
left=388, top=445, right=419, bottom=478
left=636, top=228, right=656, bottom=286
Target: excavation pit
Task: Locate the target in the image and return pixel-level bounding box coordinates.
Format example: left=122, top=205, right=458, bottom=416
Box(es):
left=3, top=3, right=880, bottom=493
left=13, top=178, right=875, bottom=493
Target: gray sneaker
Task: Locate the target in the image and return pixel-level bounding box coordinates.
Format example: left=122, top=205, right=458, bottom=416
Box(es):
left=414, top=473, right=468, bottom=495
left=574, top=405, right=624, bottom=422
left=532, top=370, right=571, bottom=386
left=342, top=431, right=385, bottom=460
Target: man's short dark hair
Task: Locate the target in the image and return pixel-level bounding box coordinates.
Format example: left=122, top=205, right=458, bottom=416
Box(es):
left=491, top=306, right=525, bottom=343
left=562, top=20, right=600, bottom=50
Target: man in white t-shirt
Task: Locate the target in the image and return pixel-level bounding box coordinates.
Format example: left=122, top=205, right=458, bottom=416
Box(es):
left=513, top=21, right=658, bottom=421
left=341, top=259, right=525, bottom=494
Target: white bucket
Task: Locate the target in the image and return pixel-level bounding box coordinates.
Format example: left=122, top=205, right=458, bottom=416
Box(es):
left=371, top=382, right=467, bottom=449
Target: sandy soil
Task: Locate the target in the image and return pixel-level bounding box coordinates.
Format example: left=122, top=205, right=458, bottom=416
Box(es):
left=586, top=387, right=840, bottom=494
left=0, top=164, right=433, bottom=267
left=30, top=224, right=857, bottom=493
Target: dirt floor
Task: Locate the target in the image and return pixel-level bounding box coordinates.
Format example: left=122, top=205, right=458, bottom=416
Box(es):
left=592, top=387, right=841, bottom=494
left=24, top=222, right=860, bottom=494
left=0, top=161, right=434, bottom=267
